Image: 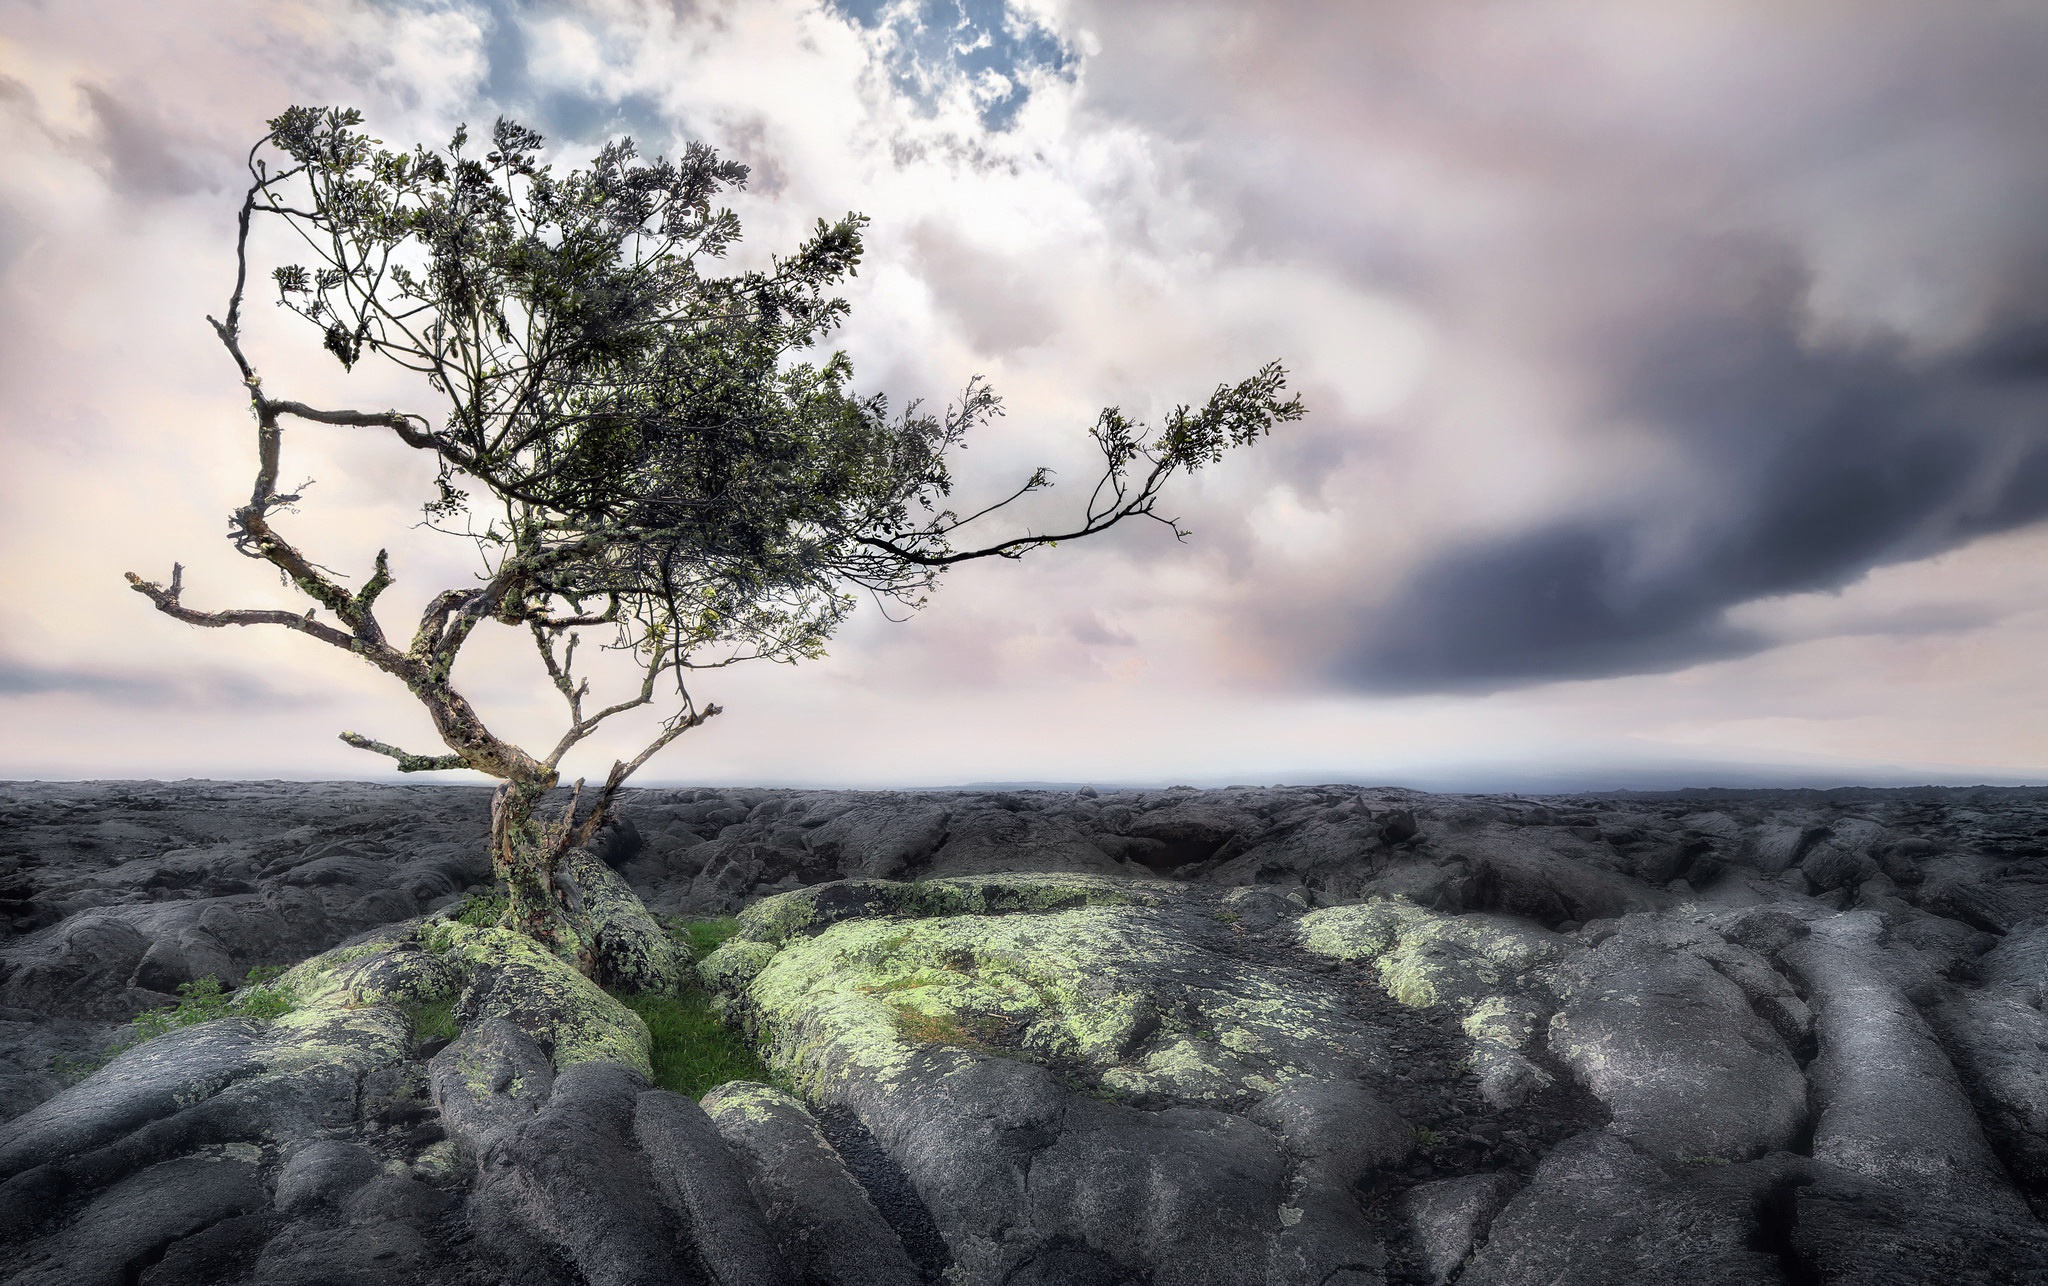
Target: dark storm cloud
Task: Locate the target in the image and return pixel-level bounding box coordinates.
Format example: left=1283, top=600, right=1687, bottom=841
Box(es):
left=1342, top=267, right=2048, bottom=692
left=1047, top=0, right=2048, bottom=695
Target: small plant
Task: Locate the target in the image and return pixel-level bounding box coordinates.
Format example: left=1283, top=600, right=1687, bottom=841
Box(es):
left=616, top=990, right=771, bottom=1098
left=453, top=889, right=509, bottom=928
left=127, top=969, right=296, bottom=1045
left=1212, top=908, right=1242, bottom=926
left=1415, top=1127, right=1443, bottom=1148
left=50, top=1053, right=104, bottom=1085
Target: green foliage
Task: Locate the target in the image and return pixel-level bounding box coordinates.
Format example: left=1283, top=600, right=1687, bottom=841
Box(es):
left=243, top=106, right=1301, bottom=690
left=405, top=997, right=460, bottom=1043
left=127, top=968, right=296, bottom=1045
left=611, top=915, right=772, bottom=1095
left=452, top=888, right=509, bottom=928
left=615, top=989, right=770, bottom=1099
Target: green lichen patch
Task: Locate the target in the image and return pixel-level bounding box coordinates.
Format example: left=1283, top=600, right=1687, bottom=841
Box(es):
left=280, top=935, right=460, bottom=1014
left=733, top=873, right=1158, bottom=947
left=700, top=1079, right=793, bottom=1127
left=1298, top=899, right=1572, bottom=1072
left=564, top=848, right=686, bottom=994
left=417, top=919, right=653, bottom=1078
left=711, top=898, right=1378, bottom=1108
left=1300, top=901, right=1567, bottom=1008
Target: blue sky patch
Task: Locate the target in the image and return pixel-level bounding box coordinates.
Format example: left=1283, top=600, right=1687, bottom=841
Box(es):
left=826, top=0, right=1075, bottom=130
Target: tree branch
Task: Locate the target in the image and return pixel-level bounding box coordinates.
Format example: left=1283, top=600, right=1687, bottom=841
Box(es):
left=566, top=701, right=723, bottom=849
left=124, top=564, right=357, bottom=651
left=339, top=730, right=467, bottom=772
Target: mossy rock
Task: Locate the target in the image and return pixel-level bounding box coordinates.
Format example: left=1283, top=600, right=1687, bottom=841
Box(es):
left=704, top=877, right=1377, bottom=1107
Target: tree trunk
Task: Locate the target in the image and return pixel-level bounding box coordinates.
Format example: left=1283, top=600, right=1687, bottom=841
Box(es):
left=491, top=775, right=595, bottom=969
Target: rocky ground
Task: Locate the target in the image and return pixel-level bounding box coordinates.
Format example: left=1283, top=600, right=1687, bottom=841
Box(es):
left=2, top=778, right=2047, bottom=1283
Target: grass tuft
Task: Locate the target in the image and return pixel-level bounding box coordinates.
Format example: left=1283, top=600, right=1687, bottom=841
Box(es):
left=404, top=997, right=460, bottom=1043
left=124, top=966, right=295, bottom=1048
left=615, top=989, right=771, bottom=1098
left=666, top=914, right=743, bottom=960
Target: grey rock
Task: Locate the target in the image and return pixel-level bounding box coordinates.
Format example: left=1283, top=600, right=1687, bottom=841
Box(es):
left=429, top=1017, right=556, bottom=1154
left=471, top=1061, right=697, bottom=1286
left=0, top=1019, right=267, bottom=1182
left=1460, top=1132, right=1801, bottom=1286
left=1783, top=912, right=2031, bottom=1217
left=1548, top=918, right=1806, bottom=1162
left=703, top=1081, right=922, bottom=1286
left=633, top=1088, right=795, bottom=1286
left=804, top=802, right=950, bottom=880
left=272, top=1139, right=381, bottom=1212
left=4, top=1153, right=266, bottom=1286
left=1394, top=1172, right=1514, bottom=1285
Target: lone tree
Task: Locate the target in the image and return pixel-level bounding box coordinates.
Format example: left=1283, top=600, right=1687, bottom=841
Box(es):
left=128, top=107, right=1301, bottom=966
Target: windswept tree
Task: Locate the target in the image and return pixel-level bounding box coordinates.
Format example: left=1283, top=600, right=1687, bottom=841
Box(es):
left=128, top=107, right=1301, bottom=967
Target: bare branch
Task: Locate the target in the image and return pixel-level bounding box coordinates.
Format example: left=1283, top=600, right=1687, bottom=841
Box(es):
left=566, top=701, right=723, bottom=848
left=338, top=731, right=467, bottom=773
left=124, top=565, right=356, bottom=651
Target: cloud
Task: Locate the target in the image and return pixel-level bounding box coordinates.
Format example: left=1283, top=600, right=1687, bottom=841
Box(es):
left=1031, top=0, right=2048, bottom=695
left=1334, top=255, right=2048, bottom=691
left=0, top=75, right=220, bottom=198
left=0, top=659, right=321, bottom=709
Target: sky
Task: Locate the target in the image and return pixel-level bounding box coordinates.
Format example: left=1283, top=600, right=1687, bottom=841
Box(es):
left=5, top=0, right=2048, bottom=791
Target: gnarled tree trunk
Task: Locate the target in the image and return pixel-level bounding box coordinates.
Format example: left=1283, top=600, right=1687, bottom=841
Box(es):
left=490, top=773, right=589, bottom=965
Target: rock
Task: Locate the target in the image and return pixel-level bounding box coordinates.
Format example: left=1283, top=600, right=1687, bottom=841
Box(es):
left=471, top=1061, right=698, bottom=1286
left=3, top=1153, right=266, bottom=1286
left=803, top=802, right=950, bottom=880
left=429, top=1017, right=555, bottom=1153
left=1790, top=1162, right=2048, bottom=1283
left=1394, top=1172, right=1514, bottom=1285
left=632, top=1088, right=795, bottom=1286
left=271, top=1139, right=381, bottom=1212
left=1783, top=912, right=2032, bottom=1218
left=7, top=780, right=2048, bottom=1281
left=1459, top=1132, right=1802, bottom=1286
left=703, top=1081, right=923, bottom=1286
left=928, top=806, right=1130, bottom=878
left=1548, top=917, right=1806, bottom=1162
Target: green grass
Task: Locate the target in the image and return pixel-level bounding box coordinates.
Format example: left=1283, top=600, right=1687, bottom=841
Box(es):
left=404, top=997, right=460, bottom=1043
left=607, top=916, right=776, bottom=1097
left=616, top=989, right=770, bottom=1098
left=671, top=914, right=743, bottom=959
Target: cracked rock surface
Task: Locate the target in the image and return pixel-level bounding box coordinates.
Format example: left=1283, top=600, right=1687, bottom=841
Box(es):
left=5, top=779, right=2048, bottom=1283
